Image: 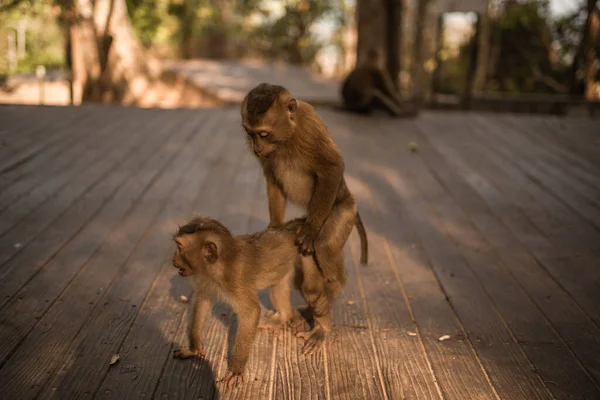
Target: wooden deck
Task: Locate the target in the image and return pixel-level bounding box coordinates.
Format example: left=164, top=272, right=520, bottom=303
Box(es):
left=0, top=104, right=599, bottom=400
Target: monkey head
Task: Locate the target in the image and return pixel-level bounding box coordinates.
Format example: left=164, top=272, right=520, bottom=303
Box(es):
left=172, top=217, right=236, bottom=278
left=241, top=83, right=298, bottom=159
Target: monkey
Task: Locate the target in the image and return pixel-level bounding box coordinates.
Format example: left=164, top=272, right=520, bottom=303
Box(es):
left=171, top=216, right=323, bottom=387
left=240, top=83, right=369, bottom=353
left=340, top=49, right=419, bottom=117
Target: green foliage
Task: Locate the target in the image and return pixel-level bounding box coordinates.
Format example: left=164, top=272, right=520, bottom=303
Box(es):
left=251, top=0, right=336, bottom=65
left=0, top=0, right=64, bottom=75
left=450, top=0, right=571, bottom=94
left=126, top=0, right=170, bottom=47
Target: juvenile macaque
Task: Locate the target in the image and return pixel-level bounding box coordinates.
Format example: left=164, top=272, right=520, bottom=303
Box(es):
left=171, top=216, right=319, bottom=387
left=341, top=49, right=418, bottom=117
left=241, top=83, right=369, bottom=353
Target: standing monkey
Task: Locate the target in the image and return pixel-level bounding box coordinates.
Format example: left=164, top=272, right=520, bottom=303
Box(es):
left=171, top=216, right=317, bottom=387
left=341, top=49, right=419, bottom=117
left=241, top=83, right=369, bottom=352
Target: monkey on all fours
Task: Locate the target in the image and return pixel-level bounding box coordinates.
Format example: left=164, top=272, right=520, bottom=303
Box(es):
left=171, top=216, right=323, bottom=387
left=341, top=49, right=419, bottom=117
left=241, top=83, right=369, bottom=353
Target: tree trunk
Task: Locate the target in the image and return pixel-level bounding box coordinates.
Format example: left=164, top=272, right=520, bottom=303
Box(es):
left=570, top=0, right=599, bottom=96
left=386, top=0, right=403, bottom=86
left=584, top=2, right=599, bottom=100
left=473, top=3, right=491, bottom=92
left=411, top=0, right=429, bottom=102
left=355, top=0, right=386, bottom=66
left=69, top=0, right=222, bottom=107
left=461, top=14, right=481, bottom=110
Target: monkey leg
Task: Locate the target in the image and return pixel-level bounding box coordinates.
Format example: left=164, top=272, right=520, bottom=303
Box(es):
left=371, top=89, right=406, bottom=117
left=294, top=254, right=335, bottom=355
left=220, top=299, right=261, bottom=388
left=259, top=271, right=301, bottom=333
left=313, top=199, right=356, bottom=285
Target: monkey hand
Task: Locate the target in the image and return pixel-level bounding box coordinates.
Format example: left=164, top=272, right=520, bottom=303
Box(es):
left=295, top=224, right=318, bottom=256
left=218, top=370, right=245, bottom=388
left=173, top=345, right=205, bottom=359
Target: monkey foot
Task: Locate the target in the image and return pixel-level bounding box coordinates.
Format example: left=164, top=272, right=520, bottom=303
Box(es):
left=173, top=346, right=205, bottom=359
left=296, top=328, right=327, bottom=355
left=218, top=370, right=245, bottom=388
left=258, top=313, right=286, bottom=334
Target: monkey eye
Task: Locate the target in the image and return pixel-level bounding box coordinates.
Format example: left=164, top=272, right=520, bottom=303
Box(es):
left=258, top=131, right=269, bottom=138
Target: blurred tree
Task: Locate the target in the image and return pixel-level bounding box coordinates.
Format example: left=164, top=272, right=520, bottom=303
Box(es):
left=561, top=0, right=599, bottom=98
left=478, top=0, right=566, bottom=93
left=53, top=0, right=218, bottom=105
left=125, top=0, right=165, bottom=47
left=253, top=0, right=335, bottom=65
left=0, top=0, right=64, bottom=75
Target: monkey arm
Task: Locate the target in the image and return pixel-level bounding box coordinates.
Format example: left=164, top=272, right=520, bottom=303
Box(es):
left=266, top=174, right=287, bottom=227
left=189, top=296, right=211, bottom=352
left=228, top=298, right=261, bottom=376
left=296, top=162, right=344, bottom=255
left=174, top=295, right=211, bottom=359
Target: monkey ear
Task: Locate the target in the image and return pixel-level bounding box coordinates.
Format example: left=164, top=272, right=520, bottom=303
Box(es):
left=203, top=241, right=218, bottom=263
left=287, top=98, right=297, bottom=120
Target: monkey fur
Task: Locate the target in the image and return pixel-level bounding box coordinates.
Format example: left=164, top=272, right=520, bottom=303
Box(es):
left=341, top=49, right=419, bottom=117
left=241, top=83, right=369, bottom=353
left=171, top=216, right=324, bottom=387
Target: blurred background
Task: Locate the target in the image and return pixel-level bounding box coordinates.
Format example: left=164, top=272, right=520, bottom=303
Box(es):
left=0, top=0, right=598, bottom=114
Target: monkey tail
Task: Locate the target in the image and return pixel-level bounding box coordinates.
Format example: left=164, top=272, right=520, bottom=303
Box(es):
left=355, top=212, right=369, bottom=265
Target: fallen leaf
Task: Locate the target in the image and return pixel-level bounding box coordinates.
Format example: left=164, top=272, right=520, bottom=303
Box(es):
left=14, top=243, right=22, bottom=249
left=438, top=335, right=451, bottom=342
left=180, top=295, right=189, bottom=304
left=347, top=300, right=355, bottom=305
left=407, top=331, right=417, bottom=336
left=408, top=142, right=419, bottom=152
left=110, top=354, right=120, bottom=365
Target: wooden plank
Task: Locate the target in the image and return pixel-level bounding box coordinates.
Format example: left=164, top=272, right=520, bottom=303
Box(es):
left=461, top=116, right=600, bottom=324
left=326, top=111, right=496, bottom=400
left=473, top=115, right=600, bottom=230
left=27, top=110, right=224, bottom=400
left=416, top=114, right=600, bottom=390
left=0, top=106, right=84, bottom=157
left=495, top=116, right=600, bottom=209
left=0, top=109, right=202, bottom=378
left=411, top=116, right=600, bottom=399
left=323, top=113, right=445, bottom=400
left=92, top=112, right=238, bottom=400
left=0, top=107, right=137, bottom=238
left=0, top=109, right=173, bottom=305
left=0, top=106, right=93, bottom=174
left=467, top=115, right=600, bottom=267
left=515, top=115, right=600, bottom=170
left=350, top=115, right=552, bottom=399
left=0, top=107, right=134, bottom=210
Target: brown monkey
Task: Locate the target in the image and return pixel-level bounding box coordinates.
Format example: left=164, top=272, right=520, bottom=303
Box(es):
left=171, top=216, right=320, bottom=387
left=241, top=83, right=368, bottom=353
left=341, top=49, right=419, bottom=117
